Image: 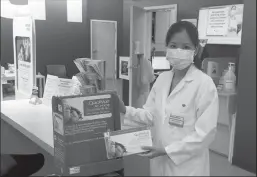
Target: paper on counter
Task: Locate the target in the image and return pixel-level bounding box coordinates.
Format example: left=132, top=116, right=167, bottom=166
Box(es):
left=57, top=78, right=75, bottom=96
left=43, top=75, right=76, bottom=106
left=42, top=75, right=59, bottom=106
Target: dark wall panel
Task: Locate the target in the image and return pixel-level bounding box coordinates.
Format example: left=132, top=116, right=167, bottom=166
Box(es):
left=233, top=0, right=256, bottom=173
left=1, top=0, right=123, bottom=78
left=35, top=0, right=87, bottom=77
left=87, top=0, right=123, bottom=71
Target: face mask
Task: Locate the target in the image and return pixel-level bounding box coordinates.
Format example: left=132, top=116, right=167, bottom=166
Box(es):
left=166, top=48, right=195, bottom=70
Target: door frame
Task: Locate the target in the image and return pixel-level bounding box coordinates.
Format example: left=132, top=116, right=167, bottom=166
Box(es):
left=144, top=4, right=177, bottom=11
left=144, top=4, right=177, bottom=60
left=129, top=4, right=177, bottom=106
left=90, top=19, right=118, bottom=78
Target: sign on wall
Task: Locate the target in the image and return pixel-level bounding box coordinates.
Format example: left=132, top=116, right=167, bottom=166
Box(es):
left=206, top=7, right=230, bottom=36
left=1, top=0, right=82, bottom=22
left=1, top=0, right=46, bottom=20
left=13, top=16, right=36, bottom=99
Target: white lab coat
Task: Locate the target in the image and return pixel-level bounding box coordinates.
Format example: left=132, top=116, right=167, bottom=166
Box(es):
left=122, top=65, right=219, bottom=176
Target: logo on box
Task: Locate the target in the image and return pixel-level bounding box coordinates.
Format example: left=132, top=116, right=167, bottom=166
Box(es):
left=69, top=166, right=80, bottom=175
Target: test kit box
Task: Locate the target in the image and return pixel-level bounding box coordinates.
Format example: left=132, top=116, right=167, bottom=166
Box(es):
left=104, top=127, right=152, bottom=159
left=51, top=91, right=122, bottom=176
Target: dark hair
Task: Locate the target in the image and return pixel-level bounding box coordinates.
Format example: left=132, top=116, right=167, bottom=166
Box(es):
left=165, top=21, right=202, bottom=69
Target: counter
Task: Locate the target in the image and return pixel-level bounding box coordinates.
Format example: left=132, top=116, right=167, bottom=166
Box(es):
left=0, top=99, right=150, bottom=176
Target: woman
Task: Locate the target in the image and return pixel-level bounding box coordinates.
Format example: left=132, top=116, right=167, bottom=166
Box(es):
left=118, top=21, right=219, bottom=176
left=17, top=45, right=25, bottom=61
left=63, top=101, right=83, bottom=124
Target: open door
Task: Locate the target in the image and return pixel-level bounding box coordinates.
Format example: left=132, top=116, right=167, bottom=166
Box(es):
left=129, top=4, right=177, bottom=108
left=129, top=6, right=146, bottom=108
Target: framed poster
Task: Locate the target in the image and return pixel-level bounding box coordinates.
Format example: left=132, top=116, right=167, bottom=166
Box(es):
left=119, top=57, right=130, bottom=80
left=13, top=16, right=36, bottom=99
left=198, top=4, right=244, bottom=45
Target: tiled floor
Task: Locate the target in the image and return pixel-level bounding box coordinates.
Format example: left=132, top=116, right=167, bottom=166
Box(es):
left=210, top=151, right=255, bottom=176
left=210, top=123, right=230, bottom=156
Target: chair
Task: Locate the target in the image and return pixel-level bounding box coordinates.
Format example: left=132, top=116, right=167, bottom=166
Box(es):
left=1, top=153, right=45, bottom=177
left=46, top=65, right=67, bottom=78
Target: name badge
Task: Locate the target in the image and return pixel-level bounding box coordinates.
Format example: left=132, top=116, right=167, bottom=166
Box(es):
left=169, top=114, right=184, bottom=128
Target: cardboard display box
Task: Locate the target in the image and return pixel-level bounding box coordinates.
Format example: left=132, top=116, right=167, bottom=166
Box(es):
left=51, top=91, right=122, bottom=176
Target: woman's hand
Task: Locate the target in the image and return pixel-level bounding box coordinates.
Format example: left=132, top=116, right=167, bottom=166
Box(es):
left=139, top=146, right=166, bottom=159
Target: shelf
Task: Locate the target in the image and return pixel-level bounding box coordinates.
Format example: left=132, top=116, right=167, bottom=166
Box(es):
left=218, top=90, right=237, bottom=97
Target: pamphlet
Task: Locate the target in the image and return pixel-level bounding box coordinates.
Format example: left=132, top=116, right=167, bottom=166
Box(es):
left=104, top=127, right=153, bottom=159
left=73, top=58, right=105, bottom=91
left=43, top=75, right=76, bottom=106
left=57, top=78, right=74, bottom=96
left=42, top=75, right=59, bottom=106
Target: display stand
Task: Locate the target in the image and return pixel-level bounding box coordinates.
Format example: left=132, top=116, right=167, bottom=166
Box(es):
left=13, top=14, right=36, bottom=100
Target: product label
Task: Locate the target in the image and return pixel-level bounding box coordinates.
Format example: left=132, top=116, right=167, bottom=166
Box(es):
left=69, top=166, right=80, bottom=175
left=225, top=80, right=235, bottom=89
left=83, top=94, right=112, bottom=120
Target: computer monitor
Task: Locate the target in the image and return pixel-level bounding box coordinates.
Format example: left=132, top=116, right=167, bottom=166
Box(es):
left=152, top=56, right=171, bottom=72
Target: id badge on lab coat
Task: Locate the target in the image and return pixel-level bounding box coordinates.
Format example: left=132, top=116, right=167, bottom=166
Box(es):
left=169, top=114, right=184, bottom=128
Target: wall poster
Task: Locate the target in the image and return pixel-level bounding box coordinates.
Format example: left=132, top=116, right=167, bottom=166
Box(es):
left=13, top=16, right=36, bottom=99
left=119, top=57, right=130, bottom=80
left=206, top=5, right=244, bottom=37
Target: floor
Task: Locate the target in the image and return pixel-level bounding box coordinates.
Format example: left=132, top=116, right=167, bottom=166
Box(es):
left=209, top=151, right=255, bottom=176
left=210, top=123, right=230, bottom=156
left=1, top=95, right=255, bottom=176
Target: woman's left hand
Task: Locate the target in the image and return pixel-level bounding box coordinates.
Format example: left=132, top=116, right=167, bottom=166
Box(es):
left=139, top=146, right=166, bottom=159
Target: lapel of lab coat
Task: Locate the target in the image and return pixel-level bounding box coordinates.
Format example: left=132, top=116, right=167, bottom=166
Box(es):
left=159, top=65, right=197, bottom=123
left=168, top=65, right=197, bottom=99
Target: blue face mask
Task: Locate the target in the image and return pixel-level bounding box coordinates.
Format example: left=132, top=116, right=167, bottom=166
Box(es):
left=166, top=48, right=195, bottom=70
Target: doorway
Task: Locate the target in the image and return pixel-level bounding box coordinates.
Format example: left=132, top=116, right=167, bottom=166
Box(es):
left=91, top=20, right=122, bottom=96
left=129, top=4, right=177, bottom=107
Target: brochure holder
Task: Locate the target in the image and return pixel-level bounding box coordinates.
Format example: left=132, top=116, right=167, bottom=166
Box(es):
left=51, top=91, right=123, bottom=176
left=13, top=14, right=36, bottom=100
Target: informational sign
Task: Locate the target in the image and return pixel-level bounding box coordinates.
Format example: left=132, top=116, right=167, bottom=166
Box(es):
left=57, top=78, right=75, bottom=96
left=206, top=7, right=230, bottom=36
left=28, top=0, right=46, bottom=20
left=43, top=75, right=75, bottom=106
left=13, top=16, right=36, bottom=99
left=67, top=0, right=82, bottom=22
left=42, top=75, right=59, bottom=106
left=207, top=61, right=220, bottom=78
left=198, top=4, right=244, bottom=45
